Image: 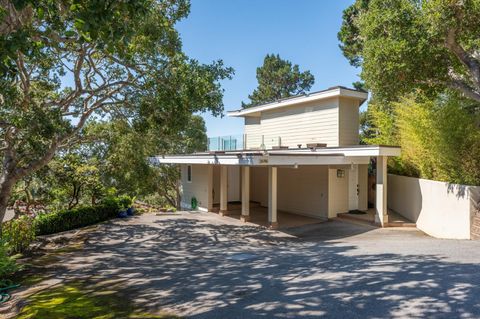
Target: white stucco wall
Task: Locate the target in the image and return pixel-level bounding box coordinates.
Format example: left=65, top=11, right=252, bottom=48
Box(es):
left=388, top=174, right=479, bottom=239
left=180, top=164, right=211, bottom=211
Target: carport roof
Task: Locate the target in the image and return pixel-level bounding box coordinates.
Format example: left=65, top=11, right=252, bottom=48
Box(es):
left=151, top=145, right=401, bottom=166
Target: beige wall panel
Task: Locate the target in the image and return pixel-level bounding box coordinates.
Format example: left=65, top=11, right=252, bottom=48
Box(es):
left=338, top=97, right=360, bottom=146
left=277, top=166, right=328, bottom=218
left=328, top=168, right=349, bottom=217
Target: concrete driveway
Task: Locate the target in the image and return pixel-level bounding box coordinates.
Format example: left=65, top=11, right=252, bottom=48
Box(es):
left=7, top=211, right=480, bottom=318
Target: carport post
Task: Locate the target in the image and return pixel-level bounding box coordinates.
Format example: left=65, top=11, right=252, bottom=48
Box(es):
left=375, top=156, right=389, bottom=226
left=241, top=166, right=250, bottom=222
left=220, top=165, right=228, bottom=216
left=207, top=165, right=214, bottom=212
left=268, top=166, right=278, bottom=229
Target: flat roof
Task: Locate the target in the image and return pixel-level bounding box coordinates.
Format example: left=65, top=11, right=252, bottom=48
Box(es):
left=227, top=86, right=368, bottom=118
left=151, top=145, right=400, bottom=166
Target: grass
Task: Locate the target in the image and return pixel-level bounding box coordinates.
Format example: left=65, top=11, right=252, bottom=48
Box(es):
left=15, top=238, right=180, bottom=319
left=16, top=282, right=180, bottom=319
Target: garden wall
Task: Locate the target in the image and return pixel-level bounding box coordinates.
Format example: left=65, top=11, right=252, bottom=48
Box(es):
left=387, top=174, right=480, bottom=240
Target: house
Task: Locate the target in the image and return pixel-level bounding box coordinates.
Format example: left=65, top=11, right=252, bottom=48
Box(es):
left=152, top=86, right=401, bottom=228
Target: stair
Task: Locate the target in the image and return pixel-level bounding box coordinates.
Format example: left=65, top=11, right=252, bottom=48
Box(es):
left=385, top=221, right=417, bottom=228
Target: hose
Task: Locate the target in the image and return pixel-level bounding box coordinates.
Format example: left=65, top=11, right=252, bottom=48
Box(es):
left=0, top=279, right=20, bottom=303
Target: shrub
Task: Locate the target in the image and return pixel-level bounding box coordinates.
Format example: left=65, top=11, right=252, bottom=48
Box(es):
left=3, top=216, right=37, bottom=254
left=364, top=93, right=480, bottom=185
left=0, top=242, right=18, bottom=280
left=35, top=196, right=130, bottom=236
left=116, top=195, right=134, bottom=210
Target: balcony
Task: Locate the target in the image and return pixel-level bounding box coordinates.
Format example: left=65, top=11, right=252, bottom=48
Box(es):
left=207, top=134, right=245, bottom=151
left=207, top=134, right=287, bottom=151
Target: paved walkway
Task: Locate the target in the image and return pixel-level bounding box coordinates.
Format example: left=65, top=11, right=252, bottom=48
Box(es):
left=6, top=212, right=480, bottom=318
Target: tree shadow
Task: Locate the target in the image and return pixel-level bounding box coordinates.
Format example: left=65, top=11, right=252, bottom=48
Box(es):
left=10, top=215, right=480, bottom=318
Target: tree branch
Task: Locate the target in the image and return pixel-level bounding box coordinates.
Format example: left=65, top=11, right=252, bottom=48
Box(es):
left=449, top=79, right=480, bottom=103
left=445, top=24, right=480, bottom=90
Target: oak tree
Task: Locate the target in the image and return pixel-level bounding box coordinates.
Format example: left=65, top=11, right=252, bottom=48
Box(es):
left=0, top=0, right=233, bottom=228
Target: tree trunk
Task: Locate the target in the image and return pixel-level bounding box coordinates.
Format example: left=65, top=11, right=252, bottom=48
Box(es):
left=68, top=184, right=80, bottom=209
left=175, top=179, right=181, bottom=210
left=0, top=173, right=18, bottom=237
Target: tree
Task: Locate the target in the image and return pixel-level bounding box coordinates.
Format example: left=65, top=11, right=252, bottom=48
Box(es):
left=82, top=114, right=207, bottom=207
left=242, top=54, right=314, bottom=108
left=46, top=153, right=103, bottom=209
left=338, top=0, right=480, bottom=104
left=363, top=92, right=480, bottom=185
left=0, top=0, right=233, bottom=229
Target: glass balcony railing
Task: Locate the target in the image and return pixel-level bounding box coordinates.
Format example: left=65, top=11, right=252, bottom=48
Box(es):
left=207, top=134, right=245, bottom=151
left=207, top=134, right=294, bottom=151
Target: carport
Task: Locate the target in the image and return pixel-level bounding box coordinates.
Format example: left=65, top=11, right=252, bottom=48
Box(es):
left=152, top=145, right=401, bottom=229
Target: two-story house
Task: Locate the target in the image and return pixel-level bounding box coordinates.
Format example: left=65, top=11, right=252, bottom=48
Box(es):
left=153, top=86, right=400, bottom=228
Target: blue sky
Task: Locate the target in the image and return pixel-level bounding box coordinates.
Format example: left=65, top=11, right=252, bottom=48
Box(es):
left=176, top=0, right=360, bottom=137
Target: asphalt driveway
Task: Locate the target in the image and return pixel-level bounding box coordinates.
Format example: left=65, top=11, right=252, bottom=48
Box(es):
left=7, top=211, right=480, bottom=318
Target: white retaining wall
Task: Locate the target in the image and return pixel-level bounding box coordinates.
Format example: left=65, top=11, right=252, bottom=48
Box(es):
left=388, top=174, right=479, bottom=239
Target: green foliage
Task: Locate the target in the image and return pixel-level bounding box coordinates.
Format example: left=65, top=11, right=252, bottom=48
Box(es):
left=43, top=153, right=104, bottom=209
left=35, top=196, right=131, bottom=236
left=3, top=216, right=36, bottom=254
left=0, top=242, right=18, bottom=281
left=363, top=92, right=480, bottom=185
left=242, top=54, right=314, bottom=108
left=0, top=0, right=233, bottom=224
left=339, top=0, right=480, bottom=103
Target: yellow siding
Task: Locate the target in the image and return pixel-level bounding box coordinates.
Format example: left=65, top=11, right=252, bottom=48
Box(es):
left=245, top=117, right=262, bottom=149
left=338, top=97, right=360, bottom=146
left=244, top=98, right=340, bottom=148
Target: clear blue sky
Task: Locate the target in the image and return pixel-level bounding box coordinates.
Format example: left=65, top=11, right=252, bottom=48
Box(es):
left=176, top=0, right=360, bottom=137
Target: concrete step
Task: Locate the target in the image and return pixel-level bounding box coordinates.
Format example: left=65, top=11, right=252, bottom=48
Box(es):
left=336, top=214, right=376, bottom=226
left=385, top=221, right=417, bottom=228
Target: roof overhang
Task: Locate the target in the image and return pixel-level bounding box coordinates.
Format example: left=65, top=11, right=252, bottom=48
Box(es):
left=227, top=87, right=368, bottom=118
left=151, top=145, right=400, bottom=166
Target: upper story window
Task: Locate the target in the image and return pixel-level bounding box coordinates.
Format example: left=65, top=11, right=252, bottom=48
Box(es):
left=187, top=165, right=192, bottom=183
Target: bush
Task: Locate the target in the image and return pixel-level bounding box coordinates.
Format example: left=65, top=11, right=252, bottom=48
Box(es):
left=364, top=93, right=480, bottom=185
left=0, top=242, right=18, bottom=280
left=35, top=196, right=131, bottom=236
left=3, top=216, right=37, bottom=254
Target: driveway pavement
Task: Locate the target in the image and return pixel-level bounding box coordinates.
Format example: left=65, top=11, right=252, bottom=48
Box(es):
left=8, top=211, right=480, bottom=318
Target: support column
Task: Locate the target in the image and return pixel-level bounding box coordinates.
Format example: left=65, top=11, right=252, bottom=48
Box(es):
left=268, top=166, right=278, bottom=229
left=207, top=165, right=214, bottom=212
left=241, top=166, right=250, bottom=222
left=375, top=156, right=389, bottom=226
left=219, top=165, right=228, bottom=216
left=358, top=164, right=368, bottom=211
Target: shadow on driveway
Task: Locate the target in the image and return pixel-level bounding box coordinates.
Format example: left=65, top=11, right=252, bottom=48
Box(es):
left=11, top=213, right=480, bottom=318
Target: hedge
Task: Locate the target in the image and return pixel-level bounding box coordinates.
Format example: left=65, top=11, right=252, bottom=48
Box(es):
left=35, top=196, right=132, bottom=236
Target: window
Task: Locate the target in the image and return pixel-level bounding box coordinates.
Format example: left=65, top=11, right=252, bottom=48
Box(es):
left=187, top=165, right=192, bottom=183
